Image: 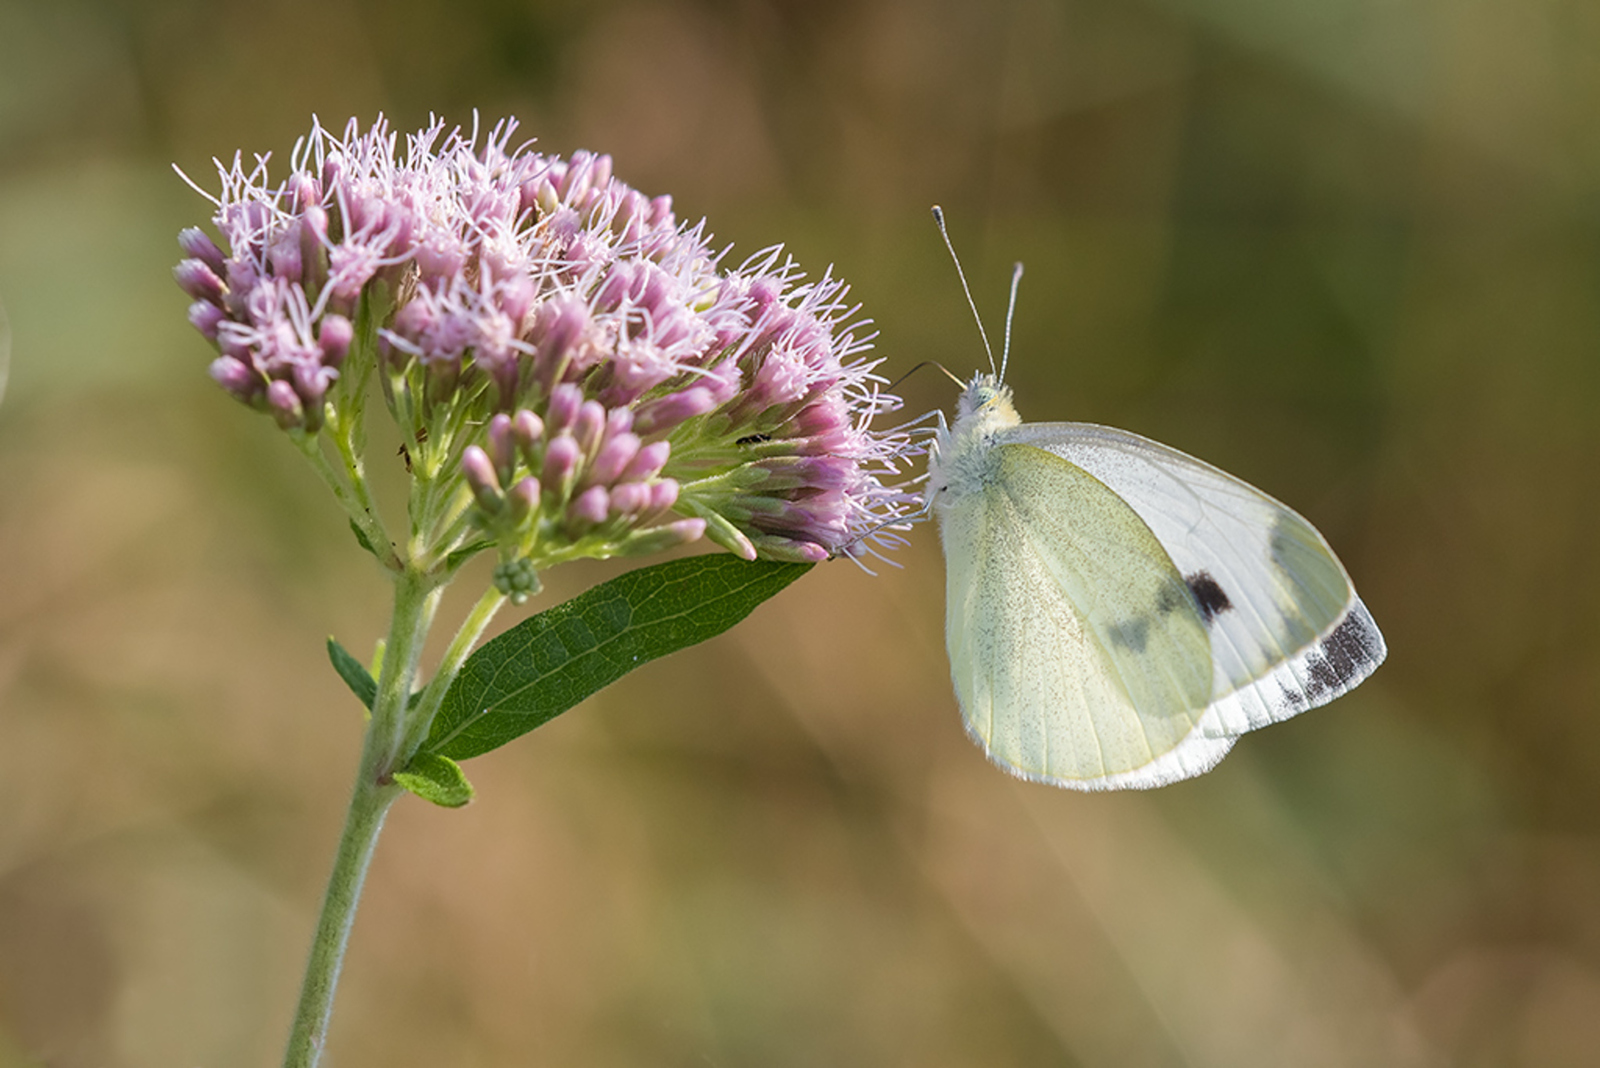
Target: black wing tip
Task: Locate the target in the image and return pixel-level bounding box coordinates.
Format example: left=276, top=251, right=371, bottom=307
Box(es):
left=1278, top=599, right=1386, bottom=713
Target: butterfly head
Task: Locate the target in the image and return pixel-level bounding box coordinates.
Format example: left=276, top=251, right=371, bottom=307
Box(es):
left=956, top=371, right=1017, bottom=422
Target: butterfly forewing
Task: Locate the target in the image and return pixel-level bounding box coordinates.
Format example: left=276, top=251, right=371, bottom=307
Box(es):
left=1000, top=421, right=1386, bottom=733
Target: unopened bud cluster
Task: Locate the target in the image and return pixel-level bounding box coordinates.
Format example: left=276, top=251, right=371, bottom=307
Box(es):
left=463, top=389, right=704, bottom=578
left=176, top=116, right=913, bottom=569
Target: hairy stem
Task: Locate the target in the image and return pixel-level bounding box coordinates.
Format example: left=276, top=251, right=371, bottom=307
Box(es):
left=281, top=568, right=440, bottom=1068
left=401, top=584, right=507, bottom=758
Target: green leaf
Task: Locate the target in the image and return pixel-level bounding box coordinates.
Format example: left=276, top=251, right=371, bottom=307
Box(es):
left=349, top=519, right=377, bottom=558
left=393, top=753, right=474, bottom=808
left=423, top=555, right=812, bottom=761
left=445, top=540, right=495, bottom=573
left=327, top=636, right=376, bottom=710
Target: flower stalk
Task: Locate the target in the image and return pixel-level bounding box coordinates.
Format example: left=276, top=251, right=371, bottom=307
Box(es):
left=282, top=569, right=436, bottom=1068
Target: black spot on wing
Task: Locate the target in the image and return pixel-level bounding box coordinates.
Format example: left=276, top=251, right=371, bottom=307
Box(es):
left=1303, top=610, right=1384, bottom=702
left=1185, top=571, right=1233, bottom=624
left=1109, top=619, right=1149, bottom=653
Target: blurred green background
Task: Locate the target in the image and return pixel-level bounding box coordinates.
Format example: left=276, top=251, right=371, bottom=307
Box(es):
left=2, top=0, right=1598, bottom=1064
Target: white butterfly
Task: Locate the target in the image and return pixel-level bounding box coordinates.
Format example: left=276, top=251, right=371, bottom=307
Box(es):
left=923, top=212, right=1386, bottom=790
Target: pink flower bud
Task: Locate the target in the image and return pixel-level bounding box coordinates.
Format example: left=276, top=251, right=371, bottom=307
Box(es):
left=218, top=326, right=252, bottom=361
left=462, top=445, right=503, bottom=512
left=487, top=413, right=515, bottom=479
left=559, top=151, right=612, bottom=204
left=648, top=305, right=693, bottom=351
left=174, top=259, right=226, bottom=303
left=292, top=368, right=332, bottom=431
left=189, top=300, right=226, bottom=341
left=209, top=356, right=258, bottom=400
left=564, top=231, right=604, bottom=274
left=544, top=205, right=581, bottom=247
left=512, top=410, right=544, bottom=460
left=287, top=172, right=321, bottom=210
left=266, top=379, right=304, bottom=429
left=633, top=387, right=717, bottom=435
left=318, top=315, right=353, bottom=366
left=570, top=485, right=609, bottom=526
left=756, top=455, right=853, bottom=492
left=572, top=400, right=605, bottom=455
left=663, top=517, right=706, bottom=543
left=178, top=227, right=227, bottom=275
left=646, top=479, right=679, bottom=514
left=620, top=440, right=671, bottom=482
left=587, top=432, right=640, bottom=486
left=542, top=434, right=580, bottom=490
left=533, top=298, right=594, bottom=390
left=544, top=383, right=582, bottom=432
left=792, top=398, right=849, bottom=442
left=590, top=154, right=614, bottom=196
left=609, top=482, right=648, bottom=515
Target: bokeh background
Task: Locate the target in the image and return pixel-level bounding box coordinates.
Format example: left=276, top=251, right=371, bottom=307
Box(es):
left=2, top=0, right=1598, bottom=1064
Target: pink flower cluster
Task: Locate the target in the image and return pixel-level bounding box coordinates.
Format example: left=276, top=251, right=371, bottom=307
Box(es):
left=175, top=116, right=912, bottom=563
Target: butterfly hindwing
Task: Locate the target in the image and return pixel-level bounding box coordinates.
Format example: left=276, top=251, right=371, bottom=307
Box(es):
left=941, top=441, right=1237, bottom=787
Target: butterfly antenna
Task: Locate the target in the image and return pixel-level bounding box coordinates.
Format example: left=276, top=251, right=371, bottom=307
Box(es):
left=885, top=359, right=968, bottom=394
left=1000, top=262, right=1023, bottom=383
left=931, top=206, right=996, bottom=376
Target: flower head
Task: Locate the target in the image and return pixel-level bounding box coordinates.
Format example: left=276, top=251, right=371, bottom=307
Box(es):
left=177, top=116, right=913, bottom=571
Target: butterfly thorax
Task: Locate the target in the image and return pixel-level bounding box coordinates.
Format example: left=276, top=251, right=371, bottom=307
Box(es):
left=926, top=372, right=1023, bottom=506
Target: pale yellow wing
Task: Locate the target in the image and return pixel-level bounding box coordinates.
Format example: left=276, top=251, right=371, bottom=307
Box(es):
left=940, top=443, right=1234, bottom=788
left=1001, top=422, right=1386, bottom=735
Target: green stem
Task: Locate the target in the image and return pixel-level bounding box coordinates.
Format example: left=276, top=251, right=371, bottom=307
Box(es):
left=295, top=433, right=395, bottom=569
left=282, top=569, right=440, bottom=1068
left=281, top=772, right=399, bottom=1068
left=329, top=414, right=384, bottom=542
left=401, top=584, right=507, bottom=758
